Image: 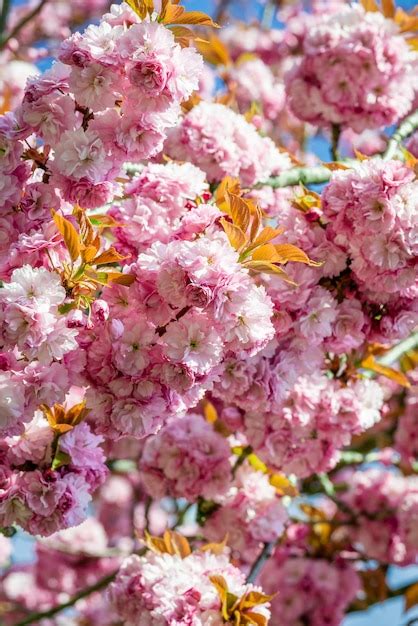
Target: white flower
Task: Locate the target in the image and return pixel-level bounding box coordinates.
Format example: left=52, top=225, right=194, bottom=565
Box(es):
left=54, top=128, right=107, bottom=181
left=0, top=266, right=65, bottom=307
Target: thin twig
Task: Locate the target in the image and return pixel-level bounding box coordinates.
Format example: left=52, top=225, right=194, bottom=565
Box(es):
left=0, top=0, right=11, bottom=37
left=246, top=542, right=274, bottom=583
left=0, top=0, right=48, bottom=50
left=173, top=502, right=193, bottom=529
left=12, top=569, right=118, bottom=626
left=331, top=124, right=341, bottom=161
left=261, top=1, right=275, bottom=29
left=383, top=108, right=418, bottom=161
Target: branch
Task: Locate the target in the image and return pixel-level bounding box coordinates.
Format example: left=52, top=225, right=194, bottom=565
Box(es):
left=0, top=0, right=11, bottom=37
left=246, top=542, right=274, bottom=583
left=331, top=124, right=341, bottom=161
left=261, top=165, right=333, bottom=188
left=383, top=108, right=418, bottom=161
left=0, top=0, right=48, bottom=50
left=12, top=569, right=118, bottom=626
left=378, top=332, right=418, bottom=367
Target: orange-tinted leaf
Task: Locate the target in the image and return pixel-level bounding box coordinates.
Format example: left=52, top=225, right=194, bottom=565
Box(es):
left=203, top=400, right=218, bottom=424
left=243, top=611, right=268, bottom=626
left=408, top=36, right=418, bottom=51
left=164, top=9, right=219, bottom=27
left=361, top=355, right=411, bottom=388
left=269, top=473, right=298, bottom=497
left=210, top=575, right=230, bottom=619
left=300, top=503, right=329, bottom=521
left=182, top=92, right=202, bottom=112
left=394, top=8, right=418, bottom=32
left=323, top=162, right=350, bottom=171
left=215, top=176, right=241, bottom=213
left=227, top=192, right=251, bottom=233
left=170, top=25, right=200, bottom=46
left=52, top=211, right=80, bottom=262
left=249, top=226, right=284, bottom=250
left=106, top=272, right=136, bottom=286
left=126, top=0, right=154, bottom=19
left=196, top=34, right=230, bottom=66
left=251, top=243, right=280, bottom=263
left=360, top=0, right=379, bottom=11
left=144, top=531, right=168, bottom=554
left=65, top=401, right=89, bottom=426
left=239, top=590, right=275, bottom=609
left=201, top=535, right=228, bottom=555
left=249, top=206, right=262, bottom=242
left=354, top=149, right=370, bottom=161
left=93, top=247, right=128, bottom=266
left=164, top=530, right=192, bottom=558
left=220, top=218, right=247, bottom=251
left=405, top=582, right=418, bottom=611
left=274, top=243, right=322, bottom=266
left=82, top=244, right=98, bottom=263
left=382, top=0, right=395, bottom=18
left=243, top=260, right=295, bottom=282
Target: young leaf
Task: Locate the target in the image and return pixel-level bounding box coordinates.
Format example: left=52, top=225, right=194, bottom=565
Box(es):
left=203, top=400, right=218, bottom=424
left=92, top=247, right=128, bottom=266
left=361, top=354, right=411, bottom=388
left=243, top=260, right=296, bottom=282
left=52, top=211, right=80, bottom=262
left=126, top=0, right=154, bottom=19
left=360, top=0, right=379, bottom=11
left=196, top=35, right=231, bottom=66
left=274, top=244, right=322, bottom=266
left=164, top=10, right=219, bottom=27
left=405, top=582, right=418, bottom=611
left=227, top=191, right=251, bottom=233
left=220, top=218, right=247, bottom=251
left=251, top=243, right=281, bottom=263
left=382, top=0, right=396, bottom=18
left=269, top=474, right=298, bottom=497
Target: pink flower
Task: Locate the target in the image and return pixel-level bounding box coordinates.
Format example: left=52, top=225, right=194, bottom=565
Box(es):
left=162, top=311, right=224, bottom=375
left=139, top=414, right=232, bottom=501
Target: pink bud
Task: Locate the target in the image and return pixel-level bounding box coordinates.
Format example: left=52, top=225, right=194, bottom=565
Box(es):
left=67, top=309, right=86, bottom=328
left=92, top=299, right=110, bottom=322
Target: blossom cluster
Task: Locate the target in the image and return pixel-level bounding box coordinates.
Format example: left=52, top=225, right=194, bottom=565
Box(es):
left=108, top=543, right=271, bottom=626
left=337, top=468, right=418, bottom=565
left=286, top=5, right=416, bottom=132
left=1, top=0, right=418, bottom=623
left=83, top=220, right=275, bottom=440
left=0, top=410, right=108, bottom=536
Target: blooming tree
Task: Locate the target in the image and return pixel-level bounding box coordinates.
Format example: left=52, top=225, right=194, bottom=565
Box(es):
left=0, top=0, right=418, bottom=625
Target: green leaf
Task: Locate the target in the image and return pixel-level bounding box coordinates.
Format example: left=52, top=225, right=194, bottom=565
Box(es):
left=51, top=449, right=72, bottom=471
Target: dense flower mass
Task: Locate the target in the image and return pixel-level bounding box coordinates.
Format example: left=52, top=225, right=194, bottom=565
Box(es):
left=164, top=101, right=291, bottom=184
left=322, top=159, right=418, bottom=300
left=260, top=540, right=361, bottom=626
left=1, top=0, right=418, bottom=623
left=108, top=542, right=271, bottom=626
left=139, top=414, right=232, bottom=501
left=286, top=5, right=416, bottom=131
